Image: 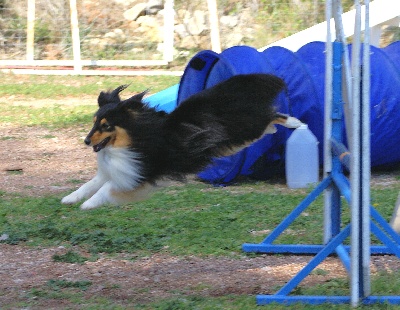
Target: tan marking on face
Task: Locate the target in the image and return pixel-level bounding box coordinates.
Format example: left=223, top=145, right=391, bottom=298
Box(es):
left=112, top=126, right=132, bottom=148
left=90, top=130, right=114, bottom=146
left=87, top=118, right=113, bottom=146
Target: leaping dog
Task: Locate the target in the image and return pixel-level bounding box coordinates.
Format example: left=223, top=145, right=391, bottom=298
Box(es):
left=62, top=74, right=302, bottom=209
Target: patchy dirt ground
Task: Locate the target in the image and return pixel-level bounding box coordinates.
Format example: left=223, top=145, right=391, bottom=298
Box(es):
left=2, top=98, right=400, bottom=308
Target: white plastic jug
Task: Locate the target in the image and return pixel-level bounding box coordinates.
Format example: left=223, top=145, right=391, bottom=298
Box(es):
left=285, top=124, right=319, bottom=189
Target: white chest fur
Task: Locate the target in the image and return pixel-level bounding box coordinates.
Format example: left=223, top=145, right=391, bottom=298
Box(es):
left=97, top=147, right=143, bottom=191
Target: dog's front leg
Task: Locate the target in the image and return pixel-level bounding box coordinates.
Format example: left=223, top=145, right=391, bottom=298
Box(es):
left=80, top=182, right=156, bottom=210
left=80, top=181, right=114, bottom=210
left=61, top=173, right=107, bottom=205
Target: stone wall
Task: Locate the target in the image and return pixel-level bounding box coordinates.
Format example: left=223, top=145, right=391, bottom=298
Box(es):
left=96, top=0, right=262, bottom=55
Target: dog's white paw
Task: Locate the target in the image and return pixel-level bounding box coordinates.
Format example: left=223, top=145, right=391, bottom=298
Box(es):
left=80, top=194, right=107, bottom=210
left=61, top=192, right=82, bottom=205
left=80, top=199, right=104, bottom=210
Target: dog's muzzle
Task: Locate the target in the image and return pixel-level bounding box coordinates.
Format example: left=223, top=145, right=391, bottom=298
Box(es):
left=85, top=136, right=111, bottom=152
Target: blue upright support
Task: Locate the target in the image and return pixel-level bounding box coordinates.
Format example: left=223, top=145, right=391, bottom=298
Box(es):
left=242, top=40, right=400, bottom=305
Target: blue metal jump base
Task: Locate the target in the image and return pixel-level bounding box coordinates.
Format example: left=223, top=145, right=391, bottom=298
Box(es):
left=242, top=1, right=400, bottom=305
left=242, top=174, right=400, bottom=305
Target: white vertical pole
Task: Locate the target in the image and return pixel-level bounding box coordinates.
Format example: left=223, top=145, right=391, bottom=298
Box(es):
left=163, top=0, right=175, bottom=62
left=69, top=0, right=82, bottom=72
left=323, top=0, right=333, bottom=244
left=207, top=0, right=221, bottom=53
left=350, top=0, right=362, bottom=306
left=26, top=0, right=35, bottom=61
left=362, top=0, right=371, bottom=298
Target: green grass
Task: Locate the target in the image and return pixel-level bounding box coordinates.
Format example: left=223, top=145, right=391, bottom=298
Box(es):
left=0, top=102, right=94, bottom=127
left=52, top=250, right=89, bottom=264
left=0, top=183, right=397, bottom=256
left=26, top=279, right=92, bottom=304
left=0, top=73, right=180, bottom=98
left=132, top=291, right=400, bottom=310
left=0, top=183, right=298, bottom=255
left=14, top=277, right=400, bottom=310
left=0, top=74, right=180, bottom=128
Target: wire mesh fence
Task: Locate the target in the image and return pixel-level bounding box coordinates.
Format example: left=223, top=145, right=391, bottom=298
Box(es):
left=0, top=0, right=398, bottom=70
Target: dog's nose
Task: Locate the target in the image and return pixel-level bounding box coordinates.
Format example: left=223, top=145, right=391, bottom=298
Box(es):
left=84, top=137, right=91, bottom=145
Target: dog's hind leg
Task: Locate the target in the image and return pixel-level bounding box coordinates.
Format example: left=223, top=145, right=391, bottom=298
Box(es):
left=80, top=182, right=156, bottom=210
left=265, top=112, right=303, bottom=134
left=61, top=172, right=108, bottom=205
left=274, top=112, right=303, bottom=128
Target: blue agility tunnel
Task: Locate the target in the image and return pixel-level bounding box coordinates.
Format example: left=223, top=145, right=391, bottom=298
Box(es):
left=146, top=41, right=400, bottom=185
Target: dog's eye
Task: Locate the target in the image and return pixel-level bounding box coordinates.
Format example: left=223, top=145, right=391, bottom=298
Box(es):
left=101, top=123, right=113, bottom=131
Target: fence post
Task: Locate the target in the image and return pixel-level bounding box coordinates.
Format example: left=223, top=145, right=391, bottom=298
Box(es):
left=69, top=0, right=82, bottom=73
left=26, top=0, right=35, bottom=61
left=207, top=0, right=221, bottom=53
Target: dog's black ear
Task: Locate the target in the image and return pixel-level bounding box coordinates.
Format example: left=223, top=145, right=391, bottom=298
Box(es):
left=119, top=90, right=148, bottom=110
left=98, top=84, right=129, bottom=107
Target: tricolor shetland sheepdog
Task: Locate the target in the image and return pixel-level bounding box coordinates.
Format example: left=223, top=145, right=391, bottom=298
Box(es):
left=62, top=74, right=302, bottom=209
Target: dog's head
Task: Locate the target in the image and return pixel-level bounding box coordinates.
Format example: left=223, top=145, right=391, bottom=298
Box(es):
left=84, top=85, right=147, bottom=152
